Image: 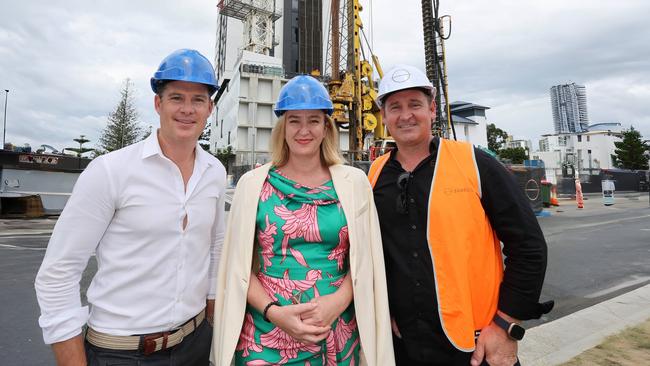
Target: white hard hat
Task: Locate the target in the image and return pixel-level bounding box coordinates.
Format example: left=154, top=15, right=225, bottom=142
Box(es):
left=377, top=64, right=435, bottom=106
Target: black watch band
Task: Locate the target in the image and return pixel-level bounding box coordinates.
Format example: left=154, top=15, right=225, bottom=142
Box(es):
left=263, top=301, right=281, bottom=322
left=493, top=313, right=525, bottom=341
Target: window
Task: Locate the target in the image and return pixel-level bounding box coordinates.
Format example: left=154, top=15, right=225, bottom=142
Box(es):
left=577, top=135, right=582, bottom=142
left=587, top=135, right=590, bottom=142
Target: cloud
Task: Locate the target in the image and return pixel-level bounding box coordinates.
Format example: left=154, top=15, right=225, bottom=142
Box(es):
left=0, top=0, right=217, bottom=150
left=1, top=0, right=649, bottom=152
left=367, top=0, right=650, bottom=142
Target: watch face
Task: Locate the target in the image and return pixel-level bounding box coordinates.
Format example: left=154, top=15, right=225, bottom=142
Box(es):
left=509, top=324, right=525, bottom=340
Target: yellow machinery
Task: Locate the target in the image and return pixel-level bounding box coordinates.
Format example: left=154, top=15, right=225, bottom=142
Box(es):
left=326, top=0, right=454, bottom=160
left=327, top=0, right=386, bottom=161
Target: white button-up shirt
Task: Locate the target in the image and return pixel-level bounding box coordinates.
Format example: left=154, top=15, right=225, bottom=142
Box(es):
left=35, top=133, right=226, bottom=344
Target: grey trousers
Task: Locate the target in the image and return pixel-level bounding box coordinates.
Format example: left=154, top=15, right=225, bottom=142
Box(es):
left=85, top=319, right=212, bottom=366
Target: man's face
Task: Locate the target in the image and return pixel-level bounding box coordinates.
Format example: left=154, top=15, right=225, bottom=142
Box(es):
left=154, top=81, right=213, bottom=145
left=381, top=89, right=435, bottom=148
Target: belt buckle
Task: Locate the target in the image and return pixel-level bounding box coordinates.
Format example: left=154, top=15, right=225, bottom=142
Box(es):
left=141, top=332, right=169, bottom=355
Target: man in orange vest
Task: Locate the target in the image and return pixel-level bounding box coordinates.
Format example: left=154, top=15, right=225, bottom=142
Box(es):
left=369, top=64, right=553, bottom=366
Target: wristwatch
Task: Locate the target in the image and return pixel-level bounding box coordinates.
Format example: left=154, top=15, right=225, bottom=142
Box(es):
left=493, top=313, right=525, bottom=341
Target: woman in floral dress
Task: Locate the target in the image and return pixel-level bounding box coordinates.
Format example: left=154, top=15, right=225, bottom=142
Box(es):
left=212, top=75, right=394, bottom=366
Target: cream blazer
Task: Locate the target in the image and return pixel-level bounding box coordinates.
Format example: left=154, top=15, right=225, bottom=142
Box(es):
left=211, top=163, right=394, bottom=366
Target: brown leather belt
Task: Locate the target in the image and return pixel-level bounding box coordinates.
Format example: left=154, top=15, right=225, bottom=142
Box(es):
left=86, top=309, right=205, bottom=355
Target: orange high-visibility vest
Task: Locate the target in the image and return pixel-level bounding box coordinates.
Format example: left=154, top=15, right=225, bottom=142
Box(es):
left=368, top=139, right=503, bottom=351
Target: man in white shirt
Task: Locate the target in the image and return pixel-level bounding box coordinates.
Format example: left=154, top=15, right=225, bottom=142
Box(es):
left=35, top=49, right=226, bottom=366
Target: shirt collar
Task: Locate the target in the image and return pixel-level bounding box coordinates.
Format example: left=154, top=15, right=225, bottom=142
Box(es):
left=142, top=131, right=164, bottom=159
left=389, top=136, right=439, bottom=161
left=141, top=129, right=216, bottom=168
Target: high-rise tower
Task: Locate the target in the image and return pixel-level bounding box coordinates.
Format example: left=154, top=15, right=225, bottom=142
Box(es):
left=550, top=83, right=589, bottom=134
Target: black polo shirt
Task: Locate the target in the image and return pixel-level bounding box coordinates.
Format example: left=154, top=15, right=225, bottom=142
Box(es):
left=373, top=137, right=549, bottom=363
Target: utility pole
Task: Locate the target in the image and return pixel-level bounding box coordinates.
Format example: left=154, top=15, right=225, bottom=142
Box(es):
left=2, top=89, right=8, bottom=149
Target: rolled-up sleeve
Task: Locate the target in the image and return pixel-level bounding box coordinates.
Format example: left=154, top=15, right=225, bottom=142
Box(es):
left=34, top=157, right=116, bottom=344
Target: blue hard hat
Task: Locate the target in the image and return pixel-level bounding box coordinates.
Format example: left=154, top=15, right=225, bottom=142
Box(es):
left=150, top=49, right=219, bottom=96
left=274, top=75, right=333, bottom=117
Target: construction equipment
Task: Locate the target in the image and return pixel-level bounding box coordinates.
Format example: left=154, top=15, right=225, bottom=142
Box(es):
left=326, top=0, right=454, bottom=162
left=326, top=0, right=385, bottom=161
left=422, top=0, right=455, bottom=139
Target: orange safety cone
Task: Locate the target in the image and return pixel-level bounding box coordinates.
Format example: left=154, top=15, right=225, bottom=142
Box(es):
left=575, top=178, right=584, bottom=209
left=550, top=184, right=560, bottom=206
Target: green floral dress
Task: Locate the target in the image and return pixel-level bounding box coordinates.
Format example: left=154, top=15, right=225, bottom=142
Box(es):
left=235, top=167, right=360, bottom=365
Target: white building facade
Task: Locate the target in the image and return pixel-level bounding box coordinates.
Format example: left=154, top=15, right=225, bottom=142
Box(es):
left=532, top=123, right=623, bottom=182
left=211, top=51, right=285, bottom=167
left=449, top=101, right=489, bottom=149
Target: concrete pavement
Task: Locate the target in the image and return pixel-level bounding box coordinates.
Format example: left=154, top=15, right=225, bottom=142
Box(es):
left=519, top=283, right=650, bottom=365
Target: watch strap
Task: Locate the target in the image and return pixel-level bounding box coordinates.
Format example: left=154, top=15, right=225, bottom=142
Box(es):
left=493, top=313, right=525, bottom=340
left=493, top=313, right=511, bottom=332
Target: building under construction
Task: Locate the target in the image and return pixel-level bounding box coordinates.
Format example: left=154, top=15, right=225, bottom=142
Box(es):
left=210, top=0, right=346, bottom=176
left=211, top=0, right=491, bottom=176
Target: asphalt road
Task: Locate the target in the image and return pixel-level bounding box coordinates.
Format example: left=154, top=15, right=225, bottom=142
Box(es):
left=0, top=193, right=648, bottom=365
left=532, top=193, right=650, bottom=327
left=0, top=218, right=92, bottom=365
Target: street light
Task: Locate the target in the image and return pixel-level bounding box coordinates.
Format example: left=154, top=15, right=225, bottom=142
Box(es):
left=2, top=89, right=8, bottom=149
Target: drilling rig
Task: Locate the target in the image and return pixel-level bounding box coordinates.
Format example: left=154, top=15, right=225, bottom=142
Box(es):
left=325, top=0, right=385, bottom=162
left=325, top=0, right=454, bottom=163
left=421, top=0, right=454, bottom=139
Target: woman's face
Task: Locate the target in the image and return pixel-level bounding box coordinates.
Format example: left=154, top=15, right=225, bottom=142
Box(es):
left=284, top=109, right=326, bottom=160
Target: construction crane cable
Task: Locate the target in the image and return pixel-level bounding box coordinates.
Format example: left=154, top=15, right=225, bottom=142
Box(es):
left=360, top=28, right=374, bottom=58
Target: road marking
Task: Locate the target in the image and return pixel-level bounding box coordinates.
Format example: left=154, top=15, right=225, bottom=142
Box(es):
left=0, top=244, right=46, bottom=251
left=585, top=275, right=650, bottom=299
left=0, top=235, right=52, bottom=239
left=0, top=232, right=53, bottom=237
left=572, top=214, right=650, bottom=230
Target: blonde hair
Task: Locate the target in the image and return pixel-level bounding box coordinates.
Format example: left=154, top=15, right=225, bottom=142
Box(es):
left=270, top=112, right=344, bottom=167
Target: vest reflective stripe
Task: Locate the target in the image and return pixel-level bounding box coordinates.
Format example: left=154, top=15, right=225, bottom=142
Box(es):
left=368, top=139, right=503, bottom=351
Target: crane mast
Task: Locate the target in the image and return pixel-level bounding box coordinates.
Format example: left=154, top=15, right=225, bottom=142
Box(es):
left=422, top=0, right=454, bottom=139
left=326, top=0, right=384, bottom=161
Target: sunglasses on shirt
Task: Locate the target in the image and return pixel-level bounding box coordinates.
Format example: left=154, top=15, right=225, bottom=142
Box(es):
left=396, top=172, right=412, bottom=215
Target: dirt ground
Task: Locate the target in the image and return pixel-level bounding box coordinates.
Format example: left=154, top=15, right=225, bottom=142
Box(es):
left=561, top=317, right=650, bottom=366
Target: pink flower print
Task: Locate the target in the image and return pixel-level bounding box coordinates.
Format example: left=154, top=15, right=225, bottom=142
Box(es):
left=305, top=185, right=332, bottom=195
left=260, top=179, right=274, bottom=202
left=327, top=226, right=349, bottom=271
left=257, top=269, right=322, bottom=301
left=323, top=331, right=337, bottom=365
left=289, top=246, right=308, bottom=268
left=329, top=276, right=345, bottom=288
left=274, top=204, right=321, bottom=264
left=341, top=339, right=359, bottom=365
left=312, top=199, right=338, bottom=206
left=259, top=327, right=321, bottom=364
left=257, top=215, right=278, bottom=271
left=333, top=317, right=357, bottom=353
left=261, top=179, right=286, bottom=202
left=236, top=313, right=263, bottom=357
left=246, top=361, right=279, bottom=366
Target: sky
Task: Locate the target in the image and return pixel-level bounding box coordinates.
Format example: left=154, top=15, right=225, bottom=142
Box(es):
left=1, top=0, right=649, bottom=153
